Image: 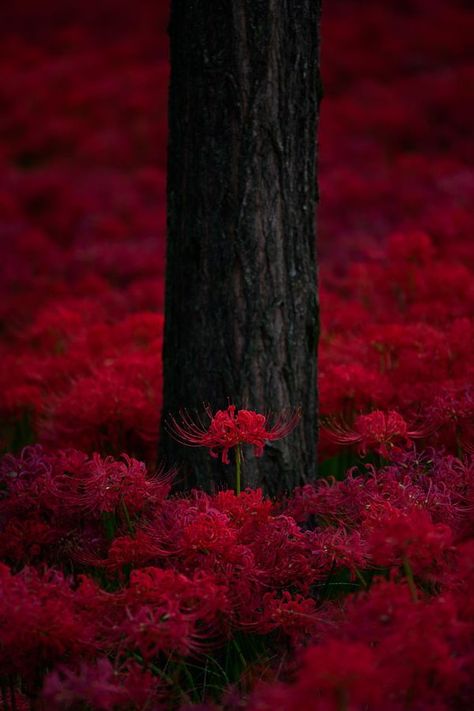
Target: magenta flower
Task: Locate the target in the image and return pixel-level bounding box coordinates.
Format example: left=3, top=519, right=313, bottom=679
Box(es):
left=167, top=404, right=301, bottom=464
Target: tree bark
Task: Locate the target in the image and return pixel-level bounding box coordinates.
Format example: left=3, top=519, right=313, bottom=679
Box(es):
left=162, top=0, right=321, bottom=496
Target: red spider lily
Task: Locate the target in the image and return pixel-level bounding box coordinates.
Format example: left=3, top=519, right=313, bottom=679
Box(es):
left=362, top=502, right=453, bottom=577
left=260, top=591, right=318, bottom=643
left=43, top=658, right=162, bottom=710
left=248, top=639, right=379, bottom=710
left=324, top=410, right=430, bottom=459
left=424, top=387, right=474, bottom=455
left=43, top=658, right=127, bottom=710
left=167, top=404, right=301, bottom=464
left=117, top=602, right=197, bottom=659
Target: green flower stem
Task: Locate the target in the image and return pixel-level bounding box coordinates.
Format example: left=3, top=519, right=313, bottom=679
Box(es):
left=403, top=556, right=418, bottom=603
left=354, top=567, right=368, bottom=588
left=235, top=445, right=242, bottom=495
left=121, top=497, right=134, bottom=535
left=102, top=511, right=116, bottom=541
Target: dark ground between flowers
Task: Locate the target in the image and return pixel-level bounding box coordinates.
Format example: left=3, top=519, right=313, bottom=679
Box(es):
left=1, top=0, right=474, bottom=709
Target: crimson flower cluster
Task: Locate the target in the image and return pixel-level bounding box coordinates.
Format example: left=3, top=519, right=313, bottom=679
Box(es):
left=1, top=445, right=473, bottom=708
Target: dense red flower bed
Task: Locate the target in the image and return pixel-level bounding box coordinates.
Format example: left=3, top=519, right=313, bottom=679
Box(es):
left=1, top=0, right=473, bottom=708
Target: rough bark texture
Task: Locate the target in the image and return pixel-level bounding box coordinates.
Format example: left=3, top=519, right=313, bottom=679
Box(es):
left=162, top=0, right=321, bottom=496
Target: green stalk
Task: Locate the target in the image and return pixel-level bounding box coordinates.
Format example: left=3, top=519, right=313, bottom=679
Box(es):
left=354, top=567, right=368, bottom=588
left=403, top=556, right=418, bottom=603
left=102, top=511, right=116, bottom=541
left=235, top=444, right=242, bottom=495
left=121, top=497, right=134, bottom=535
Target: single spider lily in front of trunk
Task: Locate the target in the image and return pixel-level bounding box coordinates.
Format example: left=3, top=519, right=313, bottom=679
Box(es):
left=167, top=404, right=301, bottom=494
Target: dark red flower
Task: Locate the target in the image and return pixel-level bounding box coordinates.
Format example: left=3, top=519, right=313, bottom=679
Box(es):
left=362, top=501, right=453, bottom=575
left=167, top=404, right=300, bottom=463
left=261, top=591, right=318, bottom=643
left=324, top=409, right=428, bottom=458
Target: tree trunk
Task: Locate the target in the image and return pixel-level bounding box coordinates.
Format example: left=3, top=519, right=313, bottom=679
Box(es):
left=162, top=0, right=321, bottom=496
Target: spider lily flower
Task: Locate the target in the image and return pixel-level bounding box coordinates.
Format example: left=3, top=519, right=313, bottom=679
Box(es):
left=323, top=410, right=429, bottom=459
left=423, top=387, right=474, bottom=455
left=167, top=404, right=301, bottom=464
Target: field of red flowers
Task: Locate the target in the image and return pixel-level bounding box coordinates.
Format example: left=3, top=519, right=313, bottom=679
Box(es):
left=1, top=0, right=473, bottom=708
